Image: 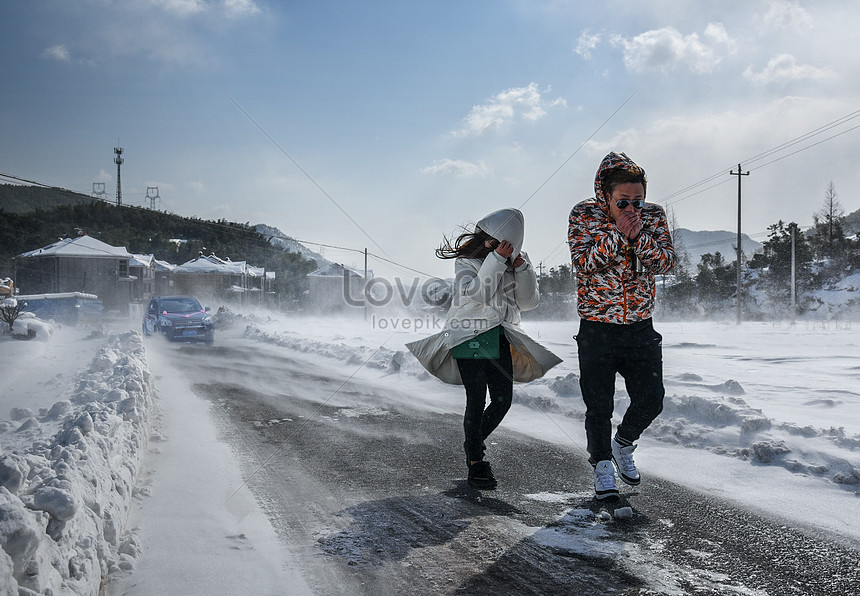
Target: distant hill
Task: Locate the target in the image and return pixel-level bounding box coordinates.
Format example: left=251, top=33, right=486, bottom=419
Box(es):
left=0, top=184, right=98, bottom=213
left=0, top=184, right=327, bottom=270
left=254, top=224, right=330, bottom=269
left=674, top=202, right=860, bottom=264
left=673, top=228, right=762, bottom=266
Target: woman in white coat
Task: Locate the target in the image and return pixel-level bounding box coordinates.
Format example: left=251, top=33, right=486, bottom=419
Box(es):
left=407, top=208, right=562, bottom=489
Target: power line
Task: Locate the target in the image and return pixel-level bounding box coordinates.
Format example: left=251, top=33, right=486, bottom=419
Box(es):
left=655, top=106, right=860, bottom=208
left=519, top=89, right=638, bottom=210
left=749, top=121, right=860, bottom=171
left=225, top=94, right=390, bottom=259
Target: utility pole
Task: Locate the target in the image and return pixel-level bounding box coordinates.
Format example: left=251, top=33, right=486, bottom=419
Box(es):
left=730, top=164, right=749, bottom=325
left=790, top=223, right=797, bottom=323
left=114, top=147, right=124, bottom=206
left=364, top=248, right=368, bottom=321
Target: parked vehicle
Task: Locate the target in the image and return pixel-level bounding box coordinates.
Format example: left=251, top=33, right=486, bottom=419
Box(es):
left=17, top=292, right=103, bottom=325
left=142, top=296, right=214, bottom=344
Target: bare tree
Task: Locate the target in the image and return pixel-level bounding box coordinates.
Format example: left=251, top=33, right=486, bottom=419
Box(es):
left=0, top=299, right=27, bottom=332
left=814, top=181, right=845, bottom=255
left=666, top=207, right=691, bottom=280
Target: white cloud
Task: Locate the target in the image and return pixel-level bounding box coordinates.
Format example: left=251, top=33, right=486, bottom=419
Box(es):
left=763, top=0, right=813, bottom=30
left=575, top=30, right=601, bottom=59
left=51, top=0, right=263, bottom=69
left=94, top=169, right=113, bottom=183
left=421, top=159, right=492, bottom=178
left=703, top=22, right=732, bottom=46
left=612, top=23, right=734, bottom=74
left=222, top=0, right=260, bottom=18
left=148, top=0, right=260, bottom=18
left=452, top=83, right=565, bottom=137
left=743, top=54, right=835, bottom=85
left=150, top=0, right=207, bottom=17
left=41, top=45, right=71, bottom=62
left=188, top=180, right=207, bottom=193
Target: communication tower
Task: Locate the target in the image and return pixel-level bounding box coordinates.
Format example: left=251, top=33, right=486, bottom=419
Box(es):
left=92, top=182, right=108, bottom=202
left=146, top=186, right=160, bottom=210
left=114, top=147, right=124, bottom=206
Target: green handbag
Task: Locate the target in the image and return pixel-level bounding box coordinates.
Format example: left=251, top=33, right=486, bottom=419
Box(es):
left=451, top=326, right=501, bottom=359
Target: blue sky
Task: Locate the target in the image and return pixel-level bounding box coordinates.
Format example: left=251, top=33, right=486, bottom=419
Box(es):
left=2, top=0, right=859, bottom=279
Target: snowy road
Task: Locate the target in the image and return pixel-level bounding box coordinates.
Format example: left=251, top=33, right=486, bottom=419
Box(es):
left=156, top=331, right=860, bottom=595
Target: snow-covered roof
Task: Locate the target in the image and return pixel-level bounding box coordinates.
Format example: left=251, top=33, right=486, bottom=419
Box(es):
left=153, top=259, right=175, bottom=271
left=16, top=292, right=100, bottom=300
left=173, top=254, right=243, bottom=274
left=173, top=255, right=236, bottom=273
left=308, top=263, right=366, bottom=278
left=18, top=235, right=132, bottom=259
left=130, top=253, right=154, bottom=267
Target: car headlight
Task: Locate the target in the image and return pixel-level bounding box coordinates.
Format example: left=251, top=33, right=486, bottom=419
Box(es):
left=159, top=318, right=173, bottom=327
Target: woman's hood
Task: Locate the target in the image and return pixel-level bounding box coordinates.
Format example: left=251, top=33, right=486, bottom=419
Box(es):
left=594, top=152, right=647, bottom=209
left=476, top=208, right=525, bottom=257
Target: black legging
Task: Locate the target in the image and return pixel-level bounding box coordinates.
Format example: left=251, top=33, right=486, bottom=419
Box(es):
left=457, top=331, right=513, bottom=463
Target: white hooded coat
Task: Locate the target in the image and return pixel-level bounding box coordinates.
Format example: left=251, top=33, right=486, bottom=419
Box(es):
left=406, top=208, right=562, bottom=385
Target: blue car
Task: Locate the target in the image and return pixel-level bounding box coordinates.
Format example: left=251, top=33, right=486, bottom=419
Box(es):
left=143, top=296, right=214, bottom=344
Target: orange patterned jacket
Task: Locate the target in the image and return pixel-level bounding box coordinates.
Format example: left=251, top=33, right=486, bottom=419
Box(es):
left=568, top=152, right=675, bottom=324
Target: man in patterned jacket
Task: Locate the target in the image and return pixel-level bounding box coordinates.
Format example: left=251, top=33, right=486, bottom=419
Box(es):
left=568, top=152, right=676, bottom=499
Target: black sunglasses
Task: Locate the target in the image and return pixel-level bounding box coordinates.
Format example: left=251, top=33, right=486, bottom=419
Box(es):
left=616, top=199, right=644, bottom=210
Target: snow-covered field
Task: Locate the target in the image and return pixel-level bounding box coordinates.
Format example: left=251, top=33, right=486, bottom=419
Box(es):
left=1, top=310, right=858, bottom=593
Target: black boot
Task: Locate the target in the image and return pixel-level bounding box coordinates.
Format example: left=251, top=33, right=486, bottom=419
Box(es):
left=468, top=460, right=497, bottom=489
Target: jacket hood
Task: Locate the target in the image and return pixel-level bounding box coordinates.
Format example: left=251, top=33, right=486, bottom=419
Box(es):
left=476, top=208, right=525, bottom=258
left=594, top=152, right=647, bottom=209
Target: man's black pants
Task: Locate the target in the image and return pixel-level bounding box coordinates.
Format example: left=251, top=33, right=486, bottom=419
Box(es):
left=576, top=318, right=664, bottom=465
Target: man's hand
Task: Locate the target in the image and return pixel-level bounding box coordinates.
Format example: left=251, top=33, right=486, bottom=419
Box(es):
left=616, top=211, right=642, bottom=241
left=512, top=254, right=525, bottom=268
left=495, top=240, right=515, bottom=259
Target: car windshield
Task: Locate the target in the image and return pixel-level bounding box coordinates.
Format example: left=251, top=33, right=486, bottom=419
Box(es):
left=160, top=298, right=202, bottom=314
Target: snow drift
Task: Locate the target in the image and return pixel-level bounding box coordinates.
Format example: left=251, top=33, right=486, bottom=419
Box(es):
left=0, top=331, right=154, bottom=594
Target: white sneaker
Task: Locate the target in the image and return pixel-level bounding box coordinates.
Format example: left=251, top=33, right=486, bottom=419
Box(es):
left=593, top=460, right=619, bottom=499
left=612, top=438, right=641, bottom=486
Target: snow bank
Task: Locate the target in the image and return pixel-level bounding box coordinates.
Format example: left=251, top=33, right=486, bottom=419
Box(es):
left=0, top=331, right=155, bottom=594
left=11, top=312, right=55, bottom=341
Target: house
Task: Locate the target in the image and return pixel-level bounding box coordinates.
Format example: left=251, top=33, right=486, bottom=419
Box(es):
left=129, top=253, right=155, bottom=302
left=171, top=253, right=268, bottom=305
left=153, top=258, right=175, bottom=296
left=306, top=263, right=368, bottom=312
left=15, top=235, right=133, bottom=311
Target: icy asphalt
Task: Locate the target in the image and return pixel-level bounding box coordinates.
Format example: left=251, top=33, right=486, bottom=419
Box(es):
left=152, top=331, right=860, bottom=596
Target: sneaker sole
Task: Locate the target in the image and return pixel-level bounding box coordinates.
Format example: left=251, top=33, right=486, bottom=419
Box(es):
left=612, top=458, right=641, bottom=486
left=595, top=489, right=619, bottom=500
left=468, top=478, right=497, bottom=490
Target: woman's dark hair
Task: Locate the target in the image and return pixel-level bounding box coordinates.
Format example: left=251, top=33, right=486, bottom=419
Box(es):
left=436, top=227, right=498, bottom=260
left=602, top=167, right=647, bottom=199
